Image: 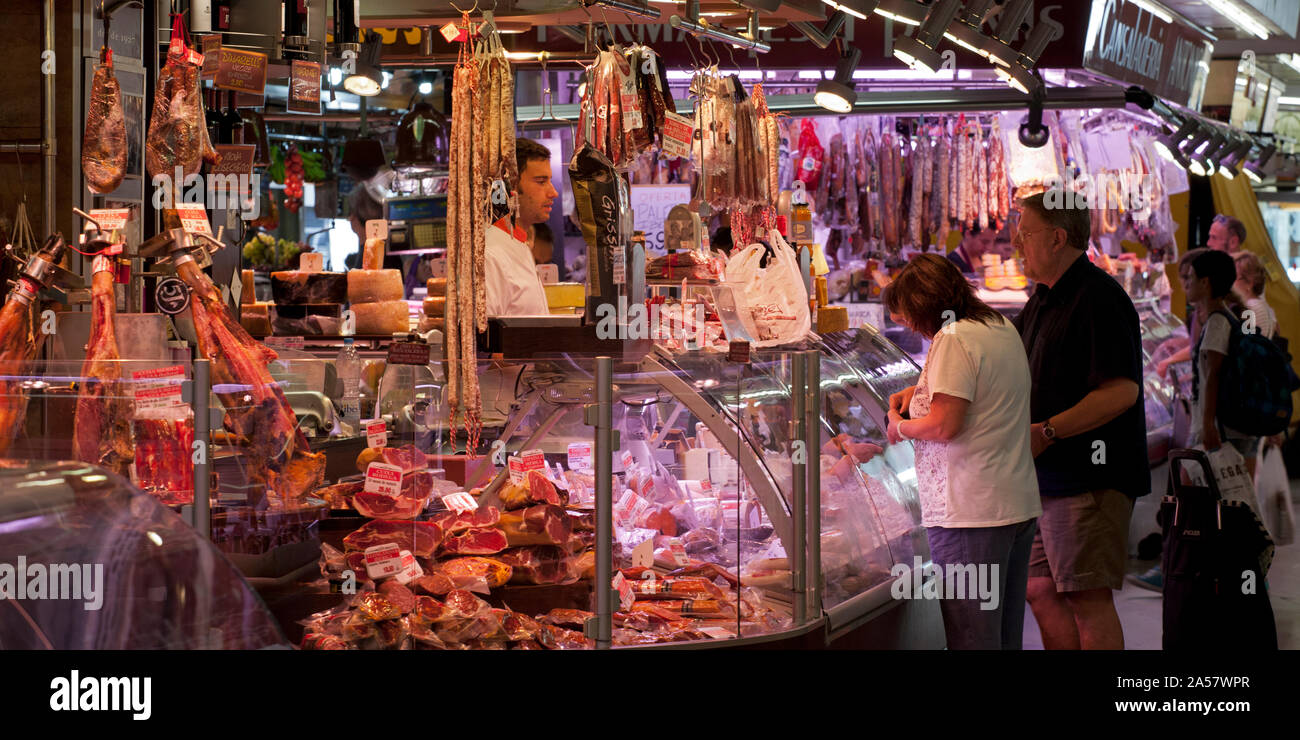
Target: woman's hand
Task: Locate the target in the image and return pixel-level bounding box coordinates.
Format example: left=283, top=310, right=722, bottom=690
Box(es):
left=1157, top=359, right=1170, bottom=380
left=886, top=410, right=906, bottom=445
left=889, top=386, right=916, bottom=417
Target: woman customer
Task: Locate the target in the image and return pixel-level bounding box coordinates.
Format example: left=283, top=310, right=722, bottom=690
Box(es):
left=883, top=254, right=1041, bottom=649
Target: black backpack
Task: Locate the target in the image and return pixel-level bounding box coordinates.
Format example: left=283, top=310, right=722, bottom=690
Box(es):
left=1208, top=310, right=1300, bottom=437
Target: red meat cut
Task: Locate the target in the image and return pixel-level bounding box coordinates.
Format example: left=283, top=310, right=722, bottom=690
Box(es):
left=378, top=581, right=417, bottom=613
left=498, top=504, right=572, bottom=546
left=430, top=506, right=500, bottom=535
left=497, top=546, right=576, bottom=585
left=343, top=520, right=443, bottom=557
left=353, top=491, right=428, bottom=520
left=438, top=527, right=508, bottom=556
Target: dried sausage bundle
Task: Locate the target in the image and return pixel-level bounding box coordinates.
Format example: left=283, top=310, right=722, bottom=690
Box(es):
left=987, top=119, right=1010, bottom=228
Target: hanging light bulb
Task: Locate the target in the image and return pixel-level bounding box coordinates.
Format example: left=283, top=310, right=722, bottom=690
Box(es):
left=980, top=0, right=1034, bottom=67
left=943, top=0, right=996, bottom=58
left=1152, top=119, right=1197, bottom=164
left=815, top=46, right=861, bottom=113
left=1190, top=132, right=1227, bottom=176
left=893, top=0, right=962, bottom=74
left=1178, top=126, right=1213, bottom=172
left=344, top=37, right=383, bottom=96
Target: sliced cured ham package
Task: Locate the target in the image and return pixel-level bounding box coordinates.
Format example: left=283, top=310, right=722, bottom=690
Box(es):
left=569, top=143, right=629, bottom=321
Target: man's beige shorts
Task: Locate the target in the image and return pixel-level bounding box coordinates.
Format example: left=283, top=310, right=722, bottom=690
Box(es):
left=1028, top=489, right=1134, bottom=592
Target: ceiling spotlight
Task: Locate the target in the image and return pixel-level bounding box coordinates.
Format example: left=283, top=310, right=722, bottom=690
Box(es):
left=818, top=0, right=876, bottom=21
left=1243, top=144, right=1276, bottom=182
left=1195, top=132, right=1229, bottom=174
left=792, top=10, right=850, bottom=49
left=1217, top=138, right=1254, bottom=178
left=815, top=46, right=862, bottom=113
left=1018, top=88, right=1049, bottom=148
left=418, top=73, right=434, bottom=96
left=1152, top=119, right=1197, bottom=164
left=893, top=0, right=962, bottom=74
left=943, top=0, right=996, bottom=58
left=981, top=0, right=1034, bottom=67
left=873, top=0, right=926, bottom=26
left=344, top=37, right=383, bottom=97
left=1178, top=126, right=1213, bottom=172
left=995, top=16, right=1063, bottom=94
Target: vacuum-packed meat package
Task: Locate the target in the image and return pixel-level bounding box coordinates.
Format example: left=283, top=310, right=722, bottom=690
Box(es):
left=496, top=545, right=577, bottom=585
left=132, top=407, right=195, bottom=505
left=569, top=144, right=629, bottom=322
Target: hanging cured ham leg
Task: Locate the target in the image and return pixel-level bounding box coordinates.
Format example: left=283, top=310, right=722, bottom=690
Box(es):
left=73, top=257, right=133, bottom=476
left=175, top=258, right=324, bottom=504
left=83, top=56, right=127, bottom=194
left=0, top=235, right=67, bottom=457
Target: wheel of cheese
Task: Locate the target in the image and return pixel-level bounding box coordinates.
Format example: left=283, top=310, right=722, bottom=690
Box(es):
left=347, top=269, right=404, bottom=303
left=422, top=296, right=446, bottom=317
left=240, top=270, right=256, bottom=304
left=239, top=302, right=272, bottom=336
left=352, top=300, right=411, bottom=335
left=417, top=316, right=445, bottom=334
left=270, top=271, right=346, bottom=304
left=362, top=238, right=386, bottom=271
left=426, top=277, right=447, bottom=296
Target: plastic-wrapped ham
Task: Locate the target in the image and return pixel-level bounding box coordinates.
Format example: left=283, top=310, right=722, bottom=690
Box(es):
left=438, top=527, right=508, bottom=556
left=82, top=60, right=127, bottom=193
left=497, top=545, right=577, bottom=585
left=342, top=519, right=443, bottom=557
left=132, top=407, right=195, bottom=505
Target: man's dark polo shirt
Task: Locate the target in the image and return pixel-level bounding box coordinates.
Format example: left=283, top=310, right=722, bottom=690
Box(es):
left=1013, top=253, right=1150, bottom=498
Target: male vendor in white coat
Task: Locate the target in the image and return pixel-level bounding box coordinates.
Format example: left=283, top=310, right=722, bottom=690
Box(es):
left=485, top=139, right=556, bottom=315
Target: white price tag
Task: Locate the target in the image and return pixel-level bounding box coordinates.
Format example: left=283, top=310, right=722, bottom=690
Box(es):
left=363, top=543, right=403, bottom=580
left=429, top=258, right=447, bottom=279
left=364, top=462, right=404, bottom=497
left=661, top=111, right=694, bottom=160
left=611, top=251, right=626, bottom=285
left=365, top=219, right=388, bottom=240
left=394, top=550, right=423, bottom=585
left=699, top=626, right=735, bottom=640
left=567, top=442, right=592, bottom=471
left=131, top=365, right=186, bottom=410
left=441, top=491, right=478, bottom=514
left=364, top=419, right=387, bottom=450
left=175, top=203, right=212, bottom=236
left=631, top=538, right=654, bottom=569
left=668, top=538, right=689, bottom=566
left=612, top=571, right=635, bottom=611
left=89, top=208, right=131, bottom=231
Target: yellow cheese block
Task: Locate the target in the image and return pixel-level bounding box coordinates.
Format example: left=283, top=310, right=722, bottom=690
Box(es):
left=352, top=300, right=411, bottom=335
left=426, top=277, right=447, bottom=296
left=544, top=282, right=585, bottom=309
left=347, top=269, right=404, bottom=303
left=240, top=302, right=272, bottom=335
left=362, top=238, right=386, bottom=271
left=817, top=306, right=850, bottom=334
left=423, top=296, right=446, bottom=317
left=241, top=270, right=256, bottom=304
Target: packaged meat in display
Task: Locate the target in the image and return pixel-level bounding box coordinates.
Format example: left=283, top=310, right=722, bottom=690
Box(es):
left=644, top=251, right=721, bottom=282
left=351, top=490, right=429, bottom=520
left=793, top=119, right=825, bottom=191
left=496, top=545, right=577, bottom=585
left=498, top=469, right=568, bottom=510
left=497, top=504, right=572, bottom=546
left=437, top=527, right=508, bottom=556
left=343, top=520, right=443, bottom=558
left=430, top=556, right=513, bottom=590
left=132, top=406, right=195, bottom=505
left=82, top=55, right=127, bottom=194
left=73, top=257, right=134, bottom=477
left=430, top=506, right=500, bottom=534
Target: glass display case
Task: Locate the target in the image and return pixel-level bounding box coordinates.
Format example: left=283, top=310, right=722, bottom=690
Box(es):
left=1133, top=297, right=1189, bottom=465
left=0, top=461, right=287, bottom=649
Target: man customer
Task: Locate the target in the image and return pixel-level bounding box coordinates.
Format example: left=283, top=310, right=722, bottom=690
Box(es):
left=882, top=254, right=1041, bottom=650
left=1207, top=213, right=1246, bottom=254
left=1012, top=190, right=1149, bottom=650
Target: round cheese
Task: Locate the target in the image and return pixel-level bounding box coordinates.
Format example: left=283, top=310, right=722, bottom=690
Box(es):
left=426, top=278, right=447, bottom=296
left=352, top=300, right=411, bottom=335
left=423, top=296, right=446, bottom=317
left=347, top=269, right=404, bottom=303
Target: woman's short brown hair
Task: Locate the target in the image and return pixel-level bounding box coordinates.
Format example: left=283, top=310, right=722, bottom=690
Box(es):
left=883, top=253, right=1003, bottom=337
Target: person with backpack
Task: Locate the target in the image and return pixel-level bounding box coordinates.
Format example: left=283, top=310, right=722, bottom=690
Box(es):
left=1232, top=251, right=1278, bottom=343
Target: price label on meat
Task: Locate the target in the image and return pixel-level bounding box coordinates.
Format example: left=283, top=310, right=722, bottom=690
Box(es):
left=668, top=539, right=689, bottom=566
left=611, top=571, right=635, bottom=611
left=175, top=203, right=212, bottom=235
left=215, top=47, right=268, bottom=95
left=394, top=550, right=423, bottom=585
left=441, top=491, right=478, bottom=515
left=620, top=80, right=643, bottom=132
left=153, top=277, right=191, bottom=316
left=661, top=111, right=694, bottom=160
left=363, top=543, right=403, bottom=580
left=567, top=442, right=592, bottom=471
left=89, top=208, right=131, bottom=231
left=386, top=342, right=430, bottom=366
left=507, top=449, right=545, bottom=485
left=364, top=462, right=404, bottom=497
left=364, top=419, right=387, bottom=450
left=131, top=365, right=186, bottom=410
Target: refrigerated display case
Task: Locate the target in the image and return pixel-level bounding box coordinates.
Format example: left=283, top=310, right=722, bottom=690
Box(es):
left=0, top=461, right=288, bottom=649
left=1133, top=296, right=1189, bottom=464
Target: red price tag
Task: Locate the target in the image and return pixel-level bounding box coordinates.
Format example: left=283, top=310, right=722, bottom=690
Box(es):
left=394, top=550, right=423, bottom=585
left=363, top=543, right=403, bottom=580
left=364, top=462, right=403, bottom=497
left=365, top=419, right=387, bottom=450
left=612, top=571, right=635, bottom=611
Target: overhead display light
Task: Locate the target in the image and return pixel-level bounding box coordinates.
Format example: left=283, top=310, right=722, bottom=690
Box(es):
left=344, top=38, right=383, bottom=97
left=1178, top=126, right=1213, bottom=172
left=1204, top=0, right=1270, bottom=40
left=815, top=46, right=862, bottom=113
left=994, top=15, right=1064, bottom=94
left=1243, top=144, right=1277, bottom=182
left=893, top=0, right=961, bottom=74
left=873, top=0, right=925, bottom=26
left=819, top=0, right=873, bottom=21
left=943, top=0, right=995, bottom=57
left=1152, top=119, right=1197, bottom=164
left=1217, top=138, right=1254, bottom=178
left=981, top=0, right=1034, bottom=67
left=1193, top=132, right=1228, bottom=175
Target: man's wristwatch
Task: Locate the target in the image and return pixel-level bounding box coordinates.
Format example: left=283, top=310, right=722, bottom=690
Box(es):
left=1042, top=418, right=1057, bottom=442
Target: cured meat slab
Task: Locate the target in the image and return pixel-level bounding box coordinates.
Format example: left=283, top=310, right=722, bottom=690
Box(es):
left=343, top=519, right=443, bottom=557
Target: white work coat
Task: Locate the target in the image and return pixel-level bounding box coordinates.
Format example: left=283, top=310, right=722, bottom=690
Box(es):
left=485, top=219, right=549, bottom=316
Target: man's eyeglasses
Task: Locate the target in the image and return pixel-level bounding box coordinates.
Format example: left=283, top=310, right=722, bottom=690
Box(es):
left=1013, top=226, right=1053, bottom=244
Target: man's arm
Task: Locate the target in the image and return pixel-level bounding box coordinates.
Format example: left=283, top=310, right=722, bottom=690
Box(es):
left=1031, top=377, right=1139, bottom=455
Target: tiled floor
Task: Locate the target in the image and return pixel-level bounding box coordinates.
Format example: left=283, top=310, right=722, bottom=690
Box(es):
left=1023, top=471, right=1299, bottom=650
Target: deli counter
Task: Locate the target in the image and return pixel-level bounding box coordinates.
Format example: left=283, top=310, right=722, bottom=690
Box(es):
left=0, top=327, right=944, bottom=650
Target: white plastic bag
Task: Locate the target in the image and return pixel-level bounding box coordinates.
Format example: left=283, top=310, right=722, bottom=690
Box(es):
left=1256, top=444, right=1294, bottom=546
left=724, top=228, right=811, bottom=347
left=1189, top=443, right=1263, bottom=515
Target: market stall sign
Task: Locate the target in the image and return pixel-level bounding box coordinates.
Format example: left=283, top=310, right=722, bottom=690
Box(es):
left=89, top=208, right=131, bottom=231
left=632, top=185, right=691, bottom=254
left=1082, top=0, right=1215, bottom=110
left=386, top=341, right=430, bottom=366
left=200, top=35, right=221, bottom=79
left=154, top=277, right=191, bottom=316
left=288, top=59, right=322, bottom=115
left=212, top=145, right=256, bottom=176
left=215, top=47, right=268, bottom=96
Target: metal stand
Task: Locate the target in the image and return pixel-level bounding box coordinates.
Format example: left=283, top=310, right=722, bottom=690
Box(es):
left=592, top=356, right=614, bottom=648
left=193, top=359, right=211, bottom=540
left=791, top=352, right=807, bottom=626
left=804, top=350, right=822, bottom=618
